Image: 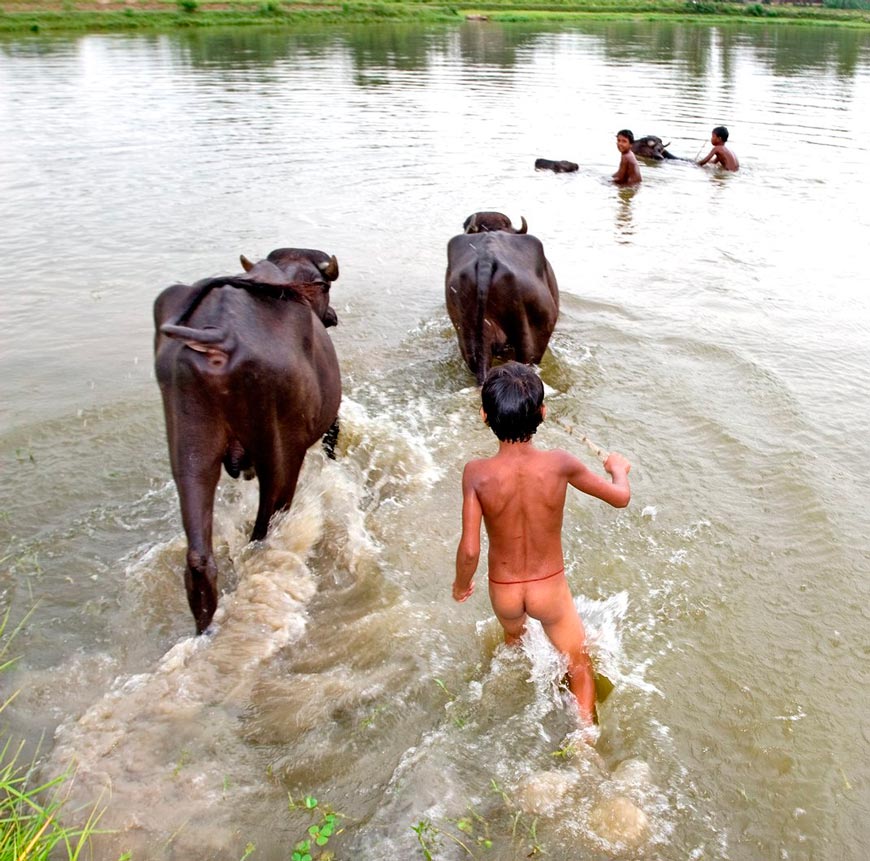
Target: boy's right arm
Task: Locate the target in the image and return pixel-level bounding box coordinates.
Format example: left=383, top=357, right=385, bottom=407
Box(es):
left=453, top=464, right=482, bottom=602
left=563, top=450, right=631, bottom=508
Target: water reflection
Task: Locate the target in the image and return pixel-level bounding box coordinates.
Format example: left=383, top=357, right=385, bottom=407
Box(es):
left=455, top=19, right=544, bottom=67
left=345, top=24, right=451, bottom=71
left=171, top=26, right=335, bottom=69
left=745, top=22, right=869, bottom=75
left=47, top=19, right=868, bottom=84
left=614, top=185, right=637, bottom=242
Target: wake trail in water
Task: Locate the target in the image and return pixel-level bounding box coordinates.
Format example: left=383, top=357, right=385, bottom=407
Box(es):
left=44, top=397, right=449, bottom=858
left=47, top=460, right=359, bottom=857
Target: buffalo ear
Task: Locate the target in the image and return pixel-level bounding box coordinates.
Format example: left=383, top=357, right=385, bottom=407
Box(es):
left=240, top=254, right=254, bottom=272
left=318, top=254, right=339, bottom=281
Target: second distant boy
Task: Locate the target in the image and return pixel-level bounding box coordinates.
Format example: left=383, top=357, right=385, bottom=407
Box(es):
left=698, top=125, right=739, bottom=171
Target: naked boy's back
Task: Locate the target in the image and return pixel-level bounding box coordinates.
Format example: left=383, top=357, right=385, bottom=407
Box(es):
left=466, top=446, right=624, bottom=583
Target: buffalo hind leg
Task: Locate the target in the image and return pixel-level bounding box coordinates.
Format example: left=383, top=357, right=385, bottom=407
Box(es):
left=515, top=321, right=548, bottom=370
left=175, top=457, right=223, bottom=634
left=162, top=388, right=225, bottom=634
left=251, top=449, right=306, bottom=542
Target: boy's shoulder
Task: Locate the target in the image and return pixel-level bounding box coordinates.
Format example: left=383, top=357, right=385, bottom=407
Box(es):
left=463, top=455, right=494, bottom=476
left=545, top=446, right=583, bottom=466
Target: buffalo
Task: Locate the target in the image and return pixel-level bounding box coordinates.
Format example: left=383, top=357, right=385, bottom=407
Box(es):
left=463, top=211, right=528, bottom=234
left=154, top=247, right=342, bottom=634
left=534, top=158, right=579, bottom=173
left=631, top=134, right=680, bottom=161
left=446, top=213, right=559, bottom=385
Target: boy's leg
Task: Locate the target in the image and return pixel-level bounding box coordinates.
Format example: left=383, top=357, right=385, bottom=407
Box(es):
left=488, top=583, right=528, bottom=646
left=489, top=575, right=596, bottom=725
left=525, top=577, right=596, bottom=724
left=544, top=611, right=596, bottom=724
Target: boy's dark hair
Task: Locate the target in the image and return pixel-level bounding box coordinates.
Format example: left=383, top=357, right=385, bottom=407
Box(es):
left=481, top=362, right=544, bottom=443
left=713, top=125, right=729, bottom=142
left=616, top=129, right=634, bottom=143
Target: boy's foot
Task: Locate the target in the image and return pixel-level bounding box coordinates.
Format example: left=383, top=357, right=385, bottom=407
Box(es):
left=566, top=721, right=600, bottom=747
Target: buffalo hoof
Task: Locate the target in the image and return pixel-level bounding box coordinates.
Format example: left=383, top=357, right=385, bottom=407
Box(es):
left=535, top=158, right=579, bottom=173
left=185, top=560, right=218, bottom=635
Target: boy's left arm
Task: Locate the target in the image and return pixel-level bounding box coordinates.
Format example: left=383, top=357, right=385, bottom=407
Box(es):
left=453, top=465, right=482, bottom=602
left=698, top=146, right=718, bottom=166
left=563, top=450, right=631, bottom=508
left=612, top=154, right=628, bottom=182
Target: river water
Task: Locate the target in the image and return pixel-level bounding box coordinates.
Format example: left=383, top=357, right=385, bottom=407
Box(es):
left=1, top=18, right=869, bottom=861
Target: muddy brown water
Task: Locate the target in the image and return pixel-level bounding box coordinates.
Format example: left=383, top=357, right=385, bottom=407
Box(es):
left=2, top=20, right=870, bottom=860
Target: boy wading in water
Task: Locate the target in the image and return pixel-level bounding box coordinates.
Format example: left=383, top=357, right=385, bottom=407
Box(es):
left=612, top=129, right=642, bottom=186
left=698, top=125, right=739, bottom=172
left=452, top=362, right=631, bottom=729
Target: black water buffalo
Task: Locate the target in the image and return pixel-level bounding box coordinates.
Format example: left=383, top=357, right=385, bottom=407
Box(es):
left=631, top=134, right=680, bottom=161
left=154, top=248, right=342, bottom=634
left=535, top=158, right=579, bottom=173
left=446, top=213, right=558, bottom=385
left=463, top=211, right=528, bottom=234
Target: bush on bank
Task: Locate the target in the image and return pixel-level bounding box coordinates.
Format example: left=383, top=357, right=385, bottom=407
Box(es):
left=1, top=0, right=869, bottom=33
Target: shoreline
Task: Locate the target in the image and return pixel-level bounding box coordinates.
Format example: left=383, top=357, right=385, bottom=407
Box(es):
left=2, top=0, right=870, bottom=35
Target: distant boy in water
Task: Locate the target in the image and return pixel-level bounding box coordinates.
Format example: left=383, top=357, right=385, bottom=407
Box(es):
left=452, top=362, right=631, bottom=728
left=612, top=129, right=642, bottom=186
left=698, top=125, right=739, bottom=171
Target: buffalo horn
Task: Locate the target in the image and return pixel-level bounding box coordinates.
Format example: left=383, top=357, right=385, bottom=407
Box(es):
left=518, top=216, right=528, bottom=234
left=240, top=254, right=254, bottom=272
left=467, top=213, right=479, bottom=233
left=664, top=141, right=671, bottom=148
left=318, top=254, right=340, bottom=281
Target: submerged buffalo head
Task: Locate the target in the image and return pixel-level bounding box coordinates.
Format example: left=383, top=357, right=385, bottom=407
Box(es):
left=535, top=158, right=579, bottom=173
left=631, top=135, right=674, bottom=161
left=240, top=248, right=339, bottom=327
left=463, top=211, right=528, bottom=234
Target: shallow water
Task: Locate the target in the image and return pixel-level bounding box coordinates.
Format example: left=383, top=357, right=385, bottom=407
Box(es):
left=1, top=19, right=870, bottom=860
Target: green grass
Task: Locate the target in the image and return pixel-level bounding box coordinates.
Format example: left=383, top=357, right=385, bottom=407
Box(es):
left=1, top=0, right=869, bottom=33
left=0, top=743, right=108, bottom=861
left=0, top=608, right=120, bottom=861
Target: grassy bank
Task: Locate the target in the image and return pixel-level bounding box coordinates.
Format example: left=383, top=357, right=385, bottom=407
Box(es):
left=2, top=0, right=869, bottom=34
left=1, top=609, right=115, bottom=860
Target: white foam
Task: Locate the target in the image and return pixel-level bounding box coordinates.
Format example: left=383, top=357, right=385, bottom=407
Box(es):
left=519, top=590, right=659, bottom=699
left=48, top=473, right=335, bottom=850
left=338, top=396, right=444, bottom=489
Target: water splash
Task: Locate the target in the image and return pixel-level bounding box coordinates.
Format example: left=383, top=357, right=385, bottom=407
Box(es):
left=346, top=590, right=671, bottom=857
left=521, top=591, right=661, bottom=700
left=47, top=471, right=333, bottom=857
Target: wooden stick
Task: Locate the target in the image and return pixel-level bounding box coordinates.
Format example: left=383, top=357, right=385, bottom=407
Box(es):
left=553, top=418, right=610, bottom=464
